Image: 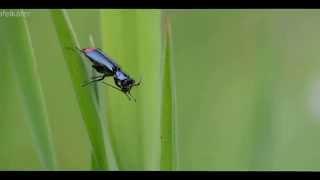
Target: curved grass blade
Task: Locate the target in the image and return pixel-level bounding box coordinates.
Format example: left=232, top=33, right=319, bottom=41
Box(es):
left=160, top=16, right=178, bottom=170
left=88, top=34, right=118, bottom=170
left=2, top=14, right=57, bottom=169
left=50, top=9, right=108, bottom=170
left=88, top=35, right=100, bottom=105
left=88, top=35, right=100, bottom=170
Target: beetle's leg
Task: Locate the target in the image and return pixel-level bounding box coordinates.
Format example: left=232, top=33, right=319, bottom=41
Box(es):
left=102, top=82, right=133, bottom=102
left=126, top=94, right=132, bottom=101
left=91, top=75, right=104, bottom=79
left=101, top=82, right=135, bottom=102
left=82, top=79, right=99, bottom=87
left=82, top=74, right=106, bottom=87
left=103, top=82, right=132, bottom=101
left=101, top=82, right=123, bottom=92
left=128, top=91, right=136, bottom=102
left=113, top=77, right=122, bottom=88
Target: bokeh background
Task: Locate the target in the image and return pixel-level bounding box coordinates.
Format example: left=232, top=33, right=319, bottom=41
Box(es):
left=1, top=9, right=320, bottom=170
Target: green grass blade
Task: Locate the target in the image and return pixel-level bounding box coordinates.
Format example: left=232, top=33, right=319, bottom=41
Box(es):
left=135, top=11, right=162, bottom=170
left=88, top=35, right=100, bottom=170
left=160, top=16, right=178, bottom=170
left=88, top=35, right=100, bottom=105
left=3, top=14, right=56, bottom=170
left=91, top=151, right=99, bottom=169
left=101, top=10, right=162, bottom=170
left=50, top=10, right=108, bottom=170
left=88, top=34, right=118, bottom=170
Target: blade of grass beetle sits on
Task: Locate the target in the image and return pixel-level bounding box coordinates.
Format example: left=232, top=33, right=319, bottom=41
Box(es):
left=89, top=35, right=100, bottom=106
left=88, top=34, right=119, bottom=170
left=88, top=35, right=102, bottom=170
left=50, top=9, right=110, bottom=170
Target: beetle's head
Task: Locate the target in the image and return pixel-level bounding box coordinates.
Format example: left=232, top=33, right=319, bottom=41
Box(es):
left=119, top=78, right=141, bottom=93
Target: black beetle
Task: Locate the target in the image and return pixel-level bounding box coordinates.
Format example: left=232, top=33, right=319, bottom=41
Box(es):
left=73, top=47, right=141, bottom=101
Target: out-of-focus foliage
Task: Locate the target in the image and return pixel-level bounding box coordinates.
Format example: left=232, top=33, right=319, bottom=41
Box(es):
left=1, top=9, right=320, bottom=170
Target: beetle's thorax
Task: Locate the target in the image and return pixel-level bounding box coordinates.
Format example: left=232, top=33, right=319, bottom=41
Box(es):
left=114, top=70, right=129, bottom=80
left=114, top=70, right=135, bottom=92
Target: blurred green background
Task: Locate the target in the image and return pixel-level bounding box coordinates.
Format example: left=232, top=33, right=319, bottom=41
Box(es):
left=1, top=9, right=320, bottom=170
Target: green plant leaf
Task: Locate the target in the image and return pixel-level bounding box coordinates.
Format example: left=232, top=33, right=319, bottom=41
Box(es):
left=50, top=9, right=108, bottom=170
left=101, top=10, right=162, bottom=170
left=160, top=16, right=178, bottom=170
left=1, top=14, right=57, bottom=170
left=88, top=34, right=118, bottom=170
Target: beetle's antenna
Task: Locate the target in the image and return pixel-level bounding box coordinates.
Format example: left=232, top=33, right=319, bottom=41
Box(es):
left=65, top=46, right=83, bottom=53
left=134, top=77, right=142, bottom=86
left=73, top=46, right=83, bottom=53
left=65, top=46, right=75, bottom=52
left=82, top=75, right=106, bottom=87
left=75, top=46, right=83, bottom=52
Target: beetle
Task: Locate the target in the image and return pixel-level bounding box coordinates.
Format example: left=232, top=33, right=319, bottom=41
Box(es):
left=71, top=47, right=141, bottom=101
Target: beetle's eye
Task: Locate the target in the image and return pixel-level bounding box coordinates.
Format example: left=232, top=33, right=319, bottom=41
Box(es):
left=122, top=80, right=128, bottom=87
left=122, top=79, right=133, bottom=87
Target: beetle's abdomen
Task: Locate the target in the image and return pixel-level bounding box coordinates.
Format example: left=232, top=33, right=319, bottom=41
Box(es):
left=84, top=49, right=118, bottom=72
